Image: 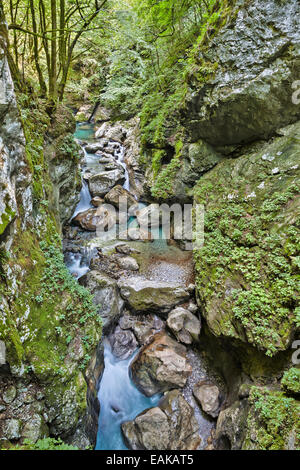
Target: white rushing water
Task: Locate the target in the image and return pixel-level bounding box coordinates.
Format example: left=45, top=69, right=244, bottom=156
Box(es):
left=116, top=145, right=130, bottom=192
left=95, top=341, right=161, bottom=450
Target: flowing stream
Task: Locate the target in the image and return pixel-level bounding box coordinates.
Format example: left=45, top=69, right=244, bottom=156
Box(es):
left=64, top=121, right=217, bottom=450
left=95, top=341, right=161, bottom=450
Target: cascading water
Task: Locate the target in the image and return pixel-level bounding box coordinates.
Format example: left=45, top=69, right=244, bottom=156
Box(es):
left=72, top=177, right=93, bottom=219
left=95, top=341, right=161, bottom=450
left=116, top=145, right=130, bottom=191
left=64, top=121, right=216, bottom=451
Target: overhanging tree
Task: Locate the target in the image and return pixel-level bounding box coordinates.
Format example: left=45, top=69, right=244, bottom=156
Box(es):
left=4, top=0, right=108, bottom=101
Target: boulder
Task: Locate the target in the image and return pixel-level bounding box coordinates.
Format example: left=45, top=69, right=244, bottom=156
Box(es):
left=87, top=170, right=125, bottom=197
left=115, top=244, right=140, bottom=255
left=84, top=142, right=106, bottom=154
left=104, top=185, right=137, bottom=209
left=80, top=270, right=124, bottom=332
left=93, top=106, right=112, bottom=122
left=109, top=326, right=138, bottom=360
left=118, top=277, right=190, bottom=314
left=73, top=206, right=117, bottom=232
left=3, top=385, right=17, bottom=404
left=193, top=382, right=221, bottom=418
left=167, top=307, right=201, bottom=344
left=117, top=256, right=139, bottom=271
left=130, top=332, right=192, bottom=396
left=119, top=312, right=165, bottom=345
left=91, top=196, right=104, bottom=207
left=122, top=390, right=200, bottom=450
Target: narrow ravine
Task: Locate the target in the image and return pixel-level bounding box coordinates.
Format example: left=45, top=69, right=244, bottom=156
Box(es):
left=63, top=120, right=224, bottom=451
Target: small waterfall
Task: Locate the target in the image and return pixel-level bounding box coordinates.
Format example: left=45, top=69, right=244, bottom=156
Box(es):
left=72, top=177, right=93, bottom=219
left=116, top=145, right=130, bottom=191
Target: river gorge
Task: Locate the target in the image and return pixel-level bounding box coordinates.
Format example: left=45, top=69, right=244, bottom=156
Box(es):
left=0, top=0, right=299, bottom=452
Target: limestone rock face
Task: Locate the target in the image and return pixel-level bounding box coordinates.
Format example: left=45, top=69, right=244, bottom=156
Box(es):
left=130, top=332, right=192, bottom=396
left=185, top=0, right=300, bottom=146
left=46, top=105, right=81, bottom=227
left=216, top=387, right=300, bottom=450
left=193, top=382, right=221, bottom=418
left=0, top=26, right=32, bottom=237
left=122, top=390, right=200, bottom=450
left=118, top=277, right=190, bottom=314
left=80, top=270, right=124, bottom=333
left=167, top=307, right=201, bottom=344
left=194, top=121, right=300, bottom=356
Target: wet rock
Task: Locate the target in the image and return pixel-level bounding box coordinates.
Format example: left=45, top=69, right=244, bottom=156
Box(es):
left=167, top=307, right=201, bottom=344
left=130, top=332, right=192, bottom=396
left=117, top=256, right=139, bottom=271
left=80, top=270, right=124, bottom=333
left=91, top=196, right=104, bottom=207
left=3, top=385, right=17, bottom=404
left=122, top=390, right=200, bottom=450
left=104, top=185, right=138, bottom=209
left=118, top=277, right=190, bottom=314
left=87, top=169, right=125, bottom=197
left=3, top=419, right=22, bottom=440
left=188, top=302, right=198, bottom=314
left=119, top=312, right=165, bottom=345
left=193, top=382, right=221, bottom=418
left=109, top=326, right=138, bottom=360
left=73, top=206, right=117, bottom=232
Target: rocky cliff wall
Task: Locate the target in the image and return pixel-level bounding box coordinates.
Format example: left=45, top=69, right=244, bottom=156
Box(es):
left=0, top=16, right=102, bottom=449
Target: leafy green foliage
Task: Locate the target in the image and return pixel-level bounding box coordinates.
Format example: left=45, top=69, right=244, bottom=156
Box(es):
left=246, top=387, right=300, bottom=450
left=281, top=368, right=300, bottom=395
left=9, top=438, right=80, bottom=451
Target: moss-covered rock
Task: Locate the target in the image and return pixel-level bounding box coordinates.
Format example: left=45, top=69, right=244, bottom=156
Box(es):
left=193, top=122, right=300, bottom=357
left=281, top=367, right=300, bottom=397
left=243, top=387, right=300, bottom=450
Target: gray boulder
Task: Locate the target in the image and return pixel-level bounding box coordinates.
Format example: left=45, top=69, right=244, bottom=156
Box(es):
left=193, top=382, right=221, bottom=418
left=87, top=169, right=125, bottom=197
left=130, top=332, right=192, bottom=396
left=118, top=277, right=190, bottom=314
left=117, top=256, right=139, bottom=271
left=167, top=307, right=201, bottom=344
left=119, top=312, right=165, bottom=345
left=109, top=326, right=138, bottom=360
left=122, top=390, right=200, bottom=450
